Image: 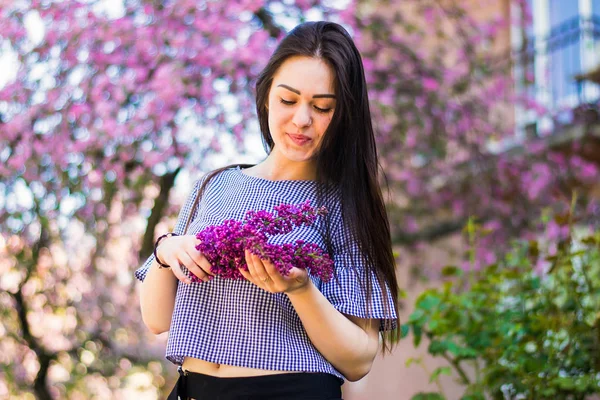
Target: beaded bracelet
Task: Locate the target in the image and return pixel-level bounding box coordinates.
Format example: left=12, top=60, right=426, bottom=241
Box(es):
left=153, top=232, right=179, bottom=269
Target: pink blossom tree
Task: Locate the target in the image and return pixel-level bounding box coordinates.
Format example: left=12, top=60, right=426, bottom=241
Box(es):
left=1, top=0, right=598, bottom=398
left=0, top=1, right=340, bottom=398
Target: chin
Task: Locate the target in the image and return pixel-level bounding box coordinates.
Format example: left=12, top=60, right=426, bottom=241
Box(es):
left=287, top=151, right=317, bottom=163
left=277, top=147, right=313, bottom=162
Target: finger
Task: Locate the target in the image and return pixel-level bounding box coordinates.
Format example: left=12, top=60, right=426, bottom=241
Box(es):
left=238, top=266, right=255, bottom=284
left=262, top=257, right=283, bottom=281
left=251, top=253, right=273, bottom=286
left=187, top=239, right=215, bottom=276
left=179, top=252, right=210, bottom=282
left=287, top=267, right=308, bottom=285
left=160, top=254, right=191, bottom=284
left=191, top=252, right=215, bottom=276
left=245, top=249, right=258, bottom=278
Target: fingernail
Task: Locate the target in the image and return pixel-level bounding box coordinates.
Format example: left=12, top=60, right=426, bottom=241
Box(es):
left=185, top=279, right=191, bottom=284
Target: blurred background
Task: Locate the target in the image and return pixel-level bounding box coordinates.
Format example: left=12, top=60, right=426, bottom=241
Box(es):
left=1, top=0, right=600, bottom=399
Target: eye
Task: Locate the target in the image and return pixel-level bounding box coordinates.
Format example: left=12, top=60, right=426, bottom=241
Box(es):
left=314, top=106, right=332, bottom=114
left=279, top=98, right=295, bottom=105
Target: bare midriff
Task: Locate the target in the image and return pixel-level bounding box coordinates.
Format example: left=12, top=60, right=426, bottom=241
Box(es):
left=181, top=357, right=297, bottom=377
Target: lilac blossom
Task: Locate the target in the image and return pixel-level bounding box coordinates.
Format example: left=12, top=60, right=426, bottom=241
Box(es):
left=193, top=201, right=333, bottom=283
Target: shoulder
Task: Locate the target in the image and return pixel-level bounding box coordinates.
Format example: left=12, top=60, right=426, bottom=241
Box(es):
left=196, top=166, right=240, bottom=191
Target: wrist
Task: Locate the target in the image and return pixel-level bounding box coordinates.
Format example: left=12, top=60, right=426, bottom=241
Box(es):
left=155, top=240, right=168, bottom=261
left=154, top=232, right=179, bottom=268
left=285, top=279, right=314, bottom=297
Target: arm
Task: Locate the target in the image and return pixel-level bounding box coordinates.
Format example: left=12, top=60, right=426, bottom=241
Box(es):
left=137, top=177, right=210, bottom=334
left=240, top=251, right=381, bottom=381
left=139, top=235, right=215, bottom=334
left=286, top=282, right=380, bottom=381
left=139, top=259, right=178, bottom=335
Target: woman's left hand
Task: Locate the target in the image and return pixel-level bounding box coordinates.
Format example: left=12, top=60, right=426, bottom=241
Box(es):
left=240, top=249, right=310, bottom=294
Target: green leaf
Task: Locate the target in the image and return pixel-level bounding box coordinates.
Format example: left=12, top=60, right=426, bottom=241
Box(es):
left=479, top=228, right=494, bottom=237
left=401, top=324, right=410, bottom=338
left=555, top=377, right=576, bottom=390
left=428, top=319, right=440, bottom=332
left=411, top=393, right=445, bottom=400
left=584, top=311, right=600, bottom=327
left=405, top=357, right=421, bottom=368
left=428, top=340, right=448, bottom=355
left=580, top=235, right=599, bottom=246
left=408, top=309, right=426, bottom=323
left=413, top=325, right=423, bottom=347
left=575, top=376, right=591, bottom=392
left=417, top=293, right=442, bottom=311
left=441, top=265, right=462, bottom=277
left=461, top=394, right=485, bottom=400
left=541, top=388, right=557, bottom=396
left=429, top=366, right=451, bottom=383
left=569, top=250, right=587, bottom=257
left=528, top=240, right=539, bottom=258
left=553, top=212, right=570, bottom=226
left=444, top=341, right=478, bottom=358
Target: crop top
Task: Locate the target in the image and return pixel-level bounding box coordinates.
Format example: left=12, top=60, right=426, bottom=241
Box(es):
left=134, top=166, right=397, bottom=380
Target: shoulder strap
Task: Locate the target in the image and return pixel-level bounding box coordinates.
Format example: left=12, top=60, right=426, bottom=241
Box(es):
left=180, top=164, right=255, bottom=234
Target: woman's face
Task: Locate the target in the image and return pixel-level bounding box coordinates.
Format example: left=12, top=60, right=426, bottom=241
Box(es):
left=267, top=56, right=337, bottom=164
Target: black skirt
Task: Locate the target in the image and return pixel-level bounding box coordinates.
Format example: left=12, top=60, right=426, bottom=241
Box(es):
left=167, top=366, right=343, bottom=400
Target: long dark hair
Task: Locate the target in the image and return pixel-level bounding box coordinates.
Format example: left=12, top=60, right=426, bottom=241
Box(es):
left=188, top=21, right=399, bottom=352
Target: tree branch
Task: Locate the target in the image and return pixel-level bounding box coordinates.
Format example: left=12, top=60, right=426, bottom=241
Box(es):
left=11, top=288, right=55, bottom=400
left=391, top=218, right=467, bottom=245
left=139, top=167, right=181, bottom=261
left=10, top=208, right=55, bottom=400
left=442, top=352, right=471, bottom=386
left=254, top=7, right=283, bottom=38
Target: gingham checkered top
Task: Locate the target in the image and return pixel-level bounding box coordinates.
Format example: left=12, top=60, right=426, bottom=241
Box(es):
left=135, top=166, right=397, bottom=380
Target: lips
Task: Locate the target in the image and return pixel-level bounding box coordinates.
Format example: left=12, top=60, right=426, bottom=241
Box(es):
left=287, top=133, right=311, bottom=146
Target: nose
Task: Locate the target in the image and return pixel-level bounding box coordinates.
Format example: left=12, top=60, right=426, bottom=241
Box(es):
left=292, top=104, right=312, bottom=128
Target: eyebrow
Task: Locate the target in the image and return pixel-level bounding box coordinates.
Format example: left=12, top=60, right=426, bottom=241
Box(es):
left=277, top=84, right=336, bottom=99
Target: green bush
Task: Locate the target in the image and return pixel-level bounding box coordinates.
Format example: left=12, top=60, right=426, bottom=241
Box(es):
left=402, top=218, right=600, bottom=400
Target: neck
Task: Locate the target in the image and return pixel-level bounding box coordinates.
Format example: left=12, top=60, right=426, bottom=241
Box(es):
left=255, top=153, right=317, bottom=181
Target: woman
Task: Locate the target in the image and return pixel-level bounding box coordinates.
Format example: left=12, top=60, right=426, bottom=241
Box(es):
left=135, top=21, right=400, bottom=400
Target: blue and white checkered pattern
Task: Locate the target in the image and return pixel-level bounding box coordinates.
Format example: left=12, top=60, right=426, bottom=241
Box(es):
left=135, top=166, right=397, bottom=380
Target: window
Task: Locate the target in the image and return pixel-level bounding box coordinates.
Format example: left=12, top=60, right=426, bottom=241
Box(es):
left=548, top=0, right=580, bottom=109
left=513, top=0, right=600, bottom=138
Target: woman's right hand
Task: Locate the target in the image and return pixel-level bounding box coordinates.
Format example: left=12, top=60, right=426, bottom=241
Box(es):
left=155, top=234, right=214, bottom=284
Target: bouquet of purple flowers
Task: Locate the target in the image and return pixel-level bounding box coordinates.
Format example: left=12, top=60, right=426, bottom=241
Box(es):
left=193, top=201, right=334, bottom=283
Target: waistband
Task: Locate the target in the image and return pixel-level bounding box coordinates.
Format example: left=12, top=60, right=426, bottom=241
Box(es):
left=167, top=366, right=343, bottom=400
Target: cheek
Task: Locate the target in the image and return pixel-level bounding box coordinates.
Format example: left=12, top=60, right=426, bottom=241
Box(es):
left=317, top=114, right=333, bottom=133
left=268, top=104, right=290, bottom=128
left=267, top=109, right=285, bottom=137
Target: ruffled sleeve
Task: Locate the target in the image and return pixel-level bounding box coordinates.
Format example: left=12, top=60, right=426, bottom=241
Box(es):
left=134, top=178, right=203, bottom=282
left=321, top=253, right=398, bottom=331
left=320, top=202, right=398, bottom=331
